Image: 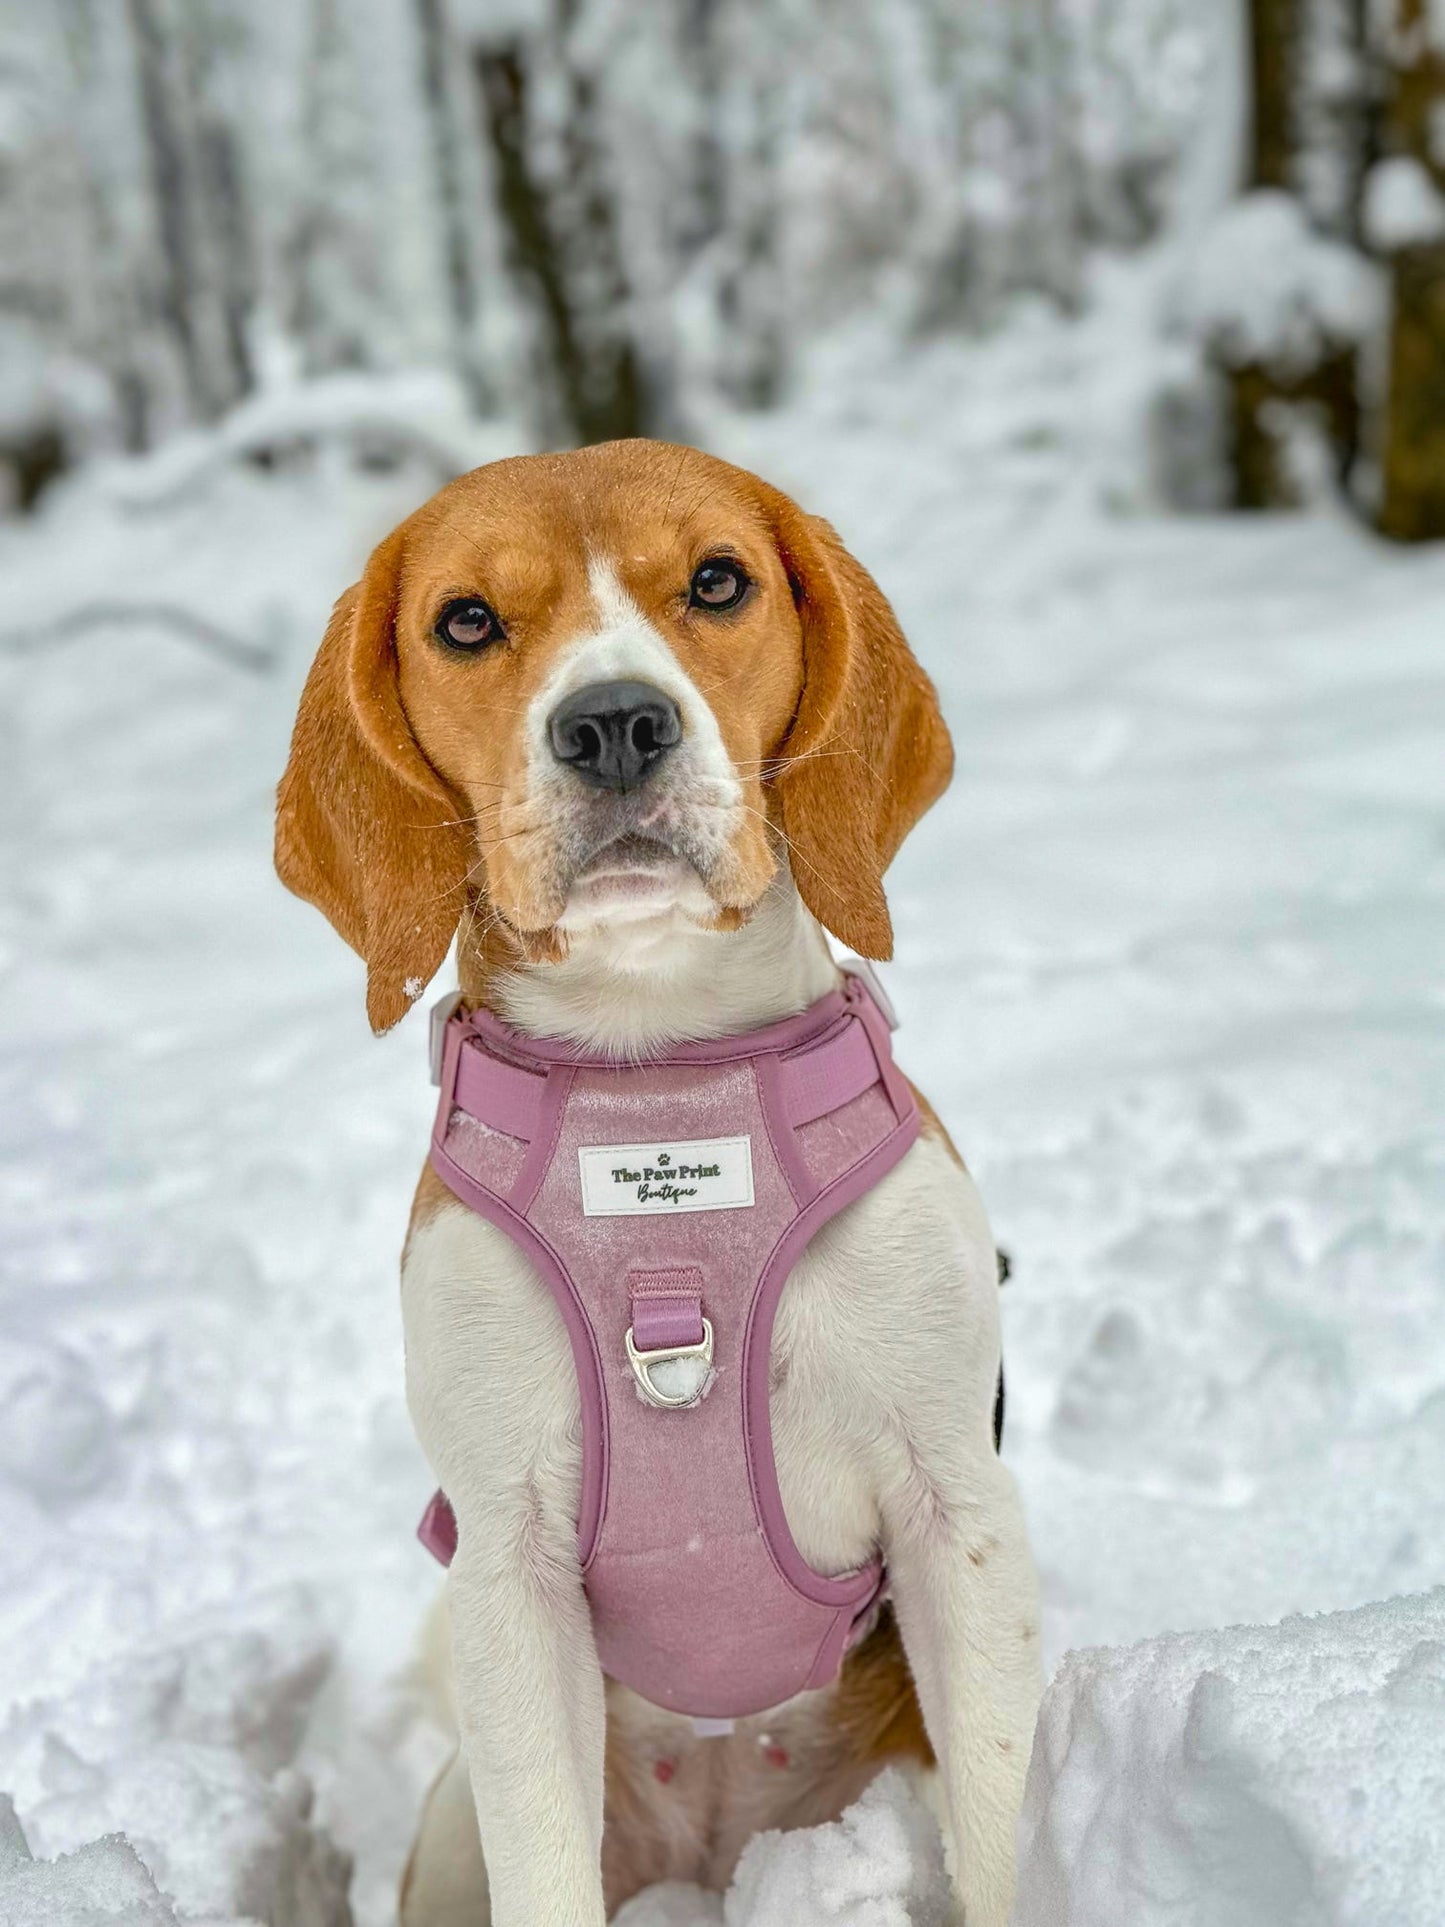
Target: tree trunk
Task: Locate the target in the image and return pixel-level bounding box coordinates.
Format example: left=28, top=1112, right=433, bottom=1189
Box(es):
left=474, top=39, right=648, bottom=446
left=283, top=0, right=383, bottom=376
left=414, top=0, right=490, bottom=410
left=1377, top=1, right=1445, bottom=541
left=1285, top=0, right=1377, bottom=242
left=1248, top=0, right=1297, bottom=189
left=194, top=119, right=254, bottom=401
left=1228, top=348, right=1361, bottom=508
left=125, top=0, right=253, bottom=423
left=1228, top=0, right=1302, bottom=505
left=1226, top=0, right=1363, bottom=510
left=713, top=53, right=785, bottom=410
left=678, top=0, right=725, bottom=257
left=56, top=0, right=158, bottom=450
left=1379, top=244, right=1445, bottom=537
left=126, top=0, right=207, bottom=416
left=1012, top=0, right=1083, bottom=313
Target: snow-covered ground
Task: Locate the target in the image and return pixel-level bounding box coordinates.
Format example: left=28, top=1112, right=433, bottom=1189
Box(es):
left=1014, top=1588, right=1445, bottom=1927
left=2, top=286, right=1443, bottom=1921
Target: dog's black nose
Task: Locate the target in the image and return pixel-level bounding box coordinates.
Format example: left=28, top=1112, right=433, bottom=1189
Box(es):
left=547, top=680, right=683, bottom=792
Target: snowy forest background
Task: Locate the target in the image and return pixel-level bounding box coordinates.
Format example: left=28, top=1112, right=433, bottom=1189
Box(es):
left=3, top=3, right=1445, bottom=1926
left=7, top=0, right=1445, bottom=532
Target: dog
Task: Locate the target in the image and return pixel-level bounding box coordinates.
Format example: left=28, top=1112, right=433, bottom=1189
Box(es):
left=275, top=440, right=1041, bottom=1927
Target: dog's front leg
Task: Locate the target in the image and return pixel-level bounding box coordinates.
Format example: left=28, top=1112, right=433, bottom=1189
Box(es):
left=444, top=1496, right=608, bottom=1927
left=403, top=1203, right=609, bottom=1927
left=884, top=1455, right=1042, bottom=1927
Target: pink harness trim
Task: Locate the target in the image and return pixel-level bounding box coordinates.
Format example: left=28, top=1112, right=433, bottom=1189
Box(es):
left=419, top=970, right=919, bottom=1719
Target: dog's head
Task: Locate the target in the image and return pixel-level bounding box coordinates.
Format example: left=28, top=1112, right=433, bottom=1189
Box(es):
left=276, top=441, right=952, bottom=1031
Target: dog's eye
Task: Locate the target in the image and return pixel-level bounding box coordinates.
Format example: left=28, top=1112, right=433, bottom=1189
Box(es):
left=689, top=558, right=750, bottom=612
left=435, top=597, right=504, bottom=651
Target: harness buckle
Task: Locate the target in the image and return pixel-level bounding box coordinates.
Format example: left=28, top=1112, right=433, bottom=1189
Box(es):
left=625, top=1317, right=715, bottom=1409
left=841, top=956, right=898, bottom=1030
left=429, top=989, right=465, bottom=1085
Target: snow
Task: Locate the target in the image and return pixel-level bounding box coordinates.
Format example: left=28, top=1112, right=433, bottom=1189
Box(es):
left=1174, top=190, right=1381, bottom=369
left=1016, top=1589, right=1445, bottom=1927
left=3, top=258, right=1445, bottom=1919
left=94, top=370, right=515, bottom=516
left=0, top=1800, right=182, bottom=1927
left=613, top=1771, right=948, bottom=1927
left=617, top=1592, right=1445, bottom=1927
left=1, top=1605, right=353, bottom=1924
left=0, top=319, right=103, bottom=446
left=1362, top=157, right=1445, bottom=253
left=717, top=1774, right=946, bottom=1927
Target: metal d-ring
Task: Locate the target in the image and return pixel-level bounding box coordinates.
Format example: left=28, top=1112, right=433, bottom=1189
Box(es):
left=625, top=1317, right=715, bottom=1409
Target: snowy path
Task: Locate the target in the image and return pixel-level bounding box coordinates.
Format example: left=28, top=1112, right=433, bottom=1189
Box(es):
left=2, top=337, right=1443, bottom=1920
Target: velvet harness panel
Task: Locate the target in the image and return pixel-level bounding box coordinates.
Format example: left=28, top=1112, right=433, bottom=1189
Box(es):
left=417, top=969, right=919, bottom=1721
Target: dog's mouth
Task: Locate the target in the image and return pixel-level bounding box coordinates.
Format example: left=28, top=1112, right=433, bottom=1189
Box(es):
left=559, top=832, right=712, bottom=928
left=509, top=763, right=759, bottom=940
left=580, top=833, right=681, bottom=876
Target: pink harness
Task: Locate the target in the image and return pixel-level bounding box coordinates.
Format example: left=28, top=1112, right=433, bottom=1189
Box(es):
left=417, top=969, right=919, bottom=1720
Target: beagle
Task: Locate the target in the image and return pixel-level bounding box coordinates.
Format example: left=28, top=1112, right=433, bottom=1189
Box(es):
left=275, top=441, right=1041, bottom=1927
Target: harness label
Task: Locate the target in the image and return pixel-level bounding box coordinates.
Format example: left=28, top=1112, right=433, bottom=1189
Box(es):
left=578, top=1135, right=754, bottom=1216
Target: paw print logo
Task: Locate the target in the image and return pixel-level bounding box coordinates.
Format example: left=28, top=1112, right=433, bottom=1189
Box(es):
left=657, top=1152, right=672, bottom=1165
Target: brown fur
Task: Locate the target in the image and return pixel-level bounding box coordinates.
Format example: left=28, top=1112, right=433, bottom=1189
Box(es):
left=275, top=441, right=952, bottom=1033
left=758, top=487, right=953, bottom=959
left=406, top=1159, right=459, bottom=1253
left=910, top=1078, right=968, bottom=1171
left=275, top=532, right=474, bottom=1033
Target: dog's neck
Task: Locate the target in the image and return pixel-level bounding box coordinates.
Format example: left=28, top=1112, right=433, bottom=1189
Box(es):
left=476, top=878, right=840, bottom=1055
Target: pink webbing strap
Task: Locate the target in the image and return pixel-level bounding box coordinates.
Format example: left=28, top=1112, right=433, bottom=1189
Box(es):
left=453, top=1041, right=546, bottom=1140
left=778, top=1017, right=881, bottom=1127
left=628, top=1265, right=705, bottom=1349
left=444, top=986, right=887, bottom=1148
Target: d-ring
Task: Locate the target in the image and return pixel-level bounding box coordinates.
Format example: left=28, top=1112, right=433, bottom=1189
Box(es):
left=625, top=1318, right=714, bottom=1409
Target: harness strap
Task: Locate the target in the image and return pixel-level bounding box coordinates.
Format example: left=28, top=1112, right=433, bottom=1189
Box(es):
left=454, top=1045, right=545, bottom=1139
left=780, top=1017, right=881, bottom=1126
left=449, top=989, right=888, bottom=1149
left=628, top=1265, right=705, bottom=1350
left=421, top=969, right=919, bottom=1720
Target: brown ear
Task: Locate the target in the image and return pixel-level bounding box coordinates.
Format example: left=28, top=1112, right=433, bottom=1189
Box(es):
left=275, top=530, right=472, bottom=1033
left=765, top=496, right=953, bottom=958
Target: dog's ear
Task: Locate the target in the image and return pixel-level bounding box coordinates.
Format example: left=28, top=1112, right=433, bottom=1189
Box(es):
left=763, top=494, right=953, bottom=958
left=276, top=529, right=472, bottom=1033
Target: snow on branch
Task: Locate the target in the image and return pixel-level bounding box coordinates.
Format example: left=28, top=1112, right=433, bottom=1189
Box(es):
left=100, top=373, right=515, bottom=516
left=0, top=604, right=276, bottom=675
left=1364, top=157, right=1445, bottom=253
left=1175, top=190, right=1383, bottom=374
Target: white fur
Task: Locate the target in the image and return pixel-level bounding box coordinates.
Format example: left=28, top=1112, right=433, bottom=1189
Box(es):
left=496, top=876, right=839, bottom=1054
left=516, top=559, right=745, bottom=954
left=399, top=557, right=1042, bottom=1927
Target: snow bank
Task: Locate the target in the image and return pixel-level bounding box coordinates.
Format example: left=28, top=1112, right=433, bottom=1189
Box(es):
left=0, top=1797, right=181, bottom=1927
left=1015, top=1589, right=1445, bottom=1927
left=0, top=1605, right=353, bottom=1925
left=621, top=1588, right=1445, bottom=1927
